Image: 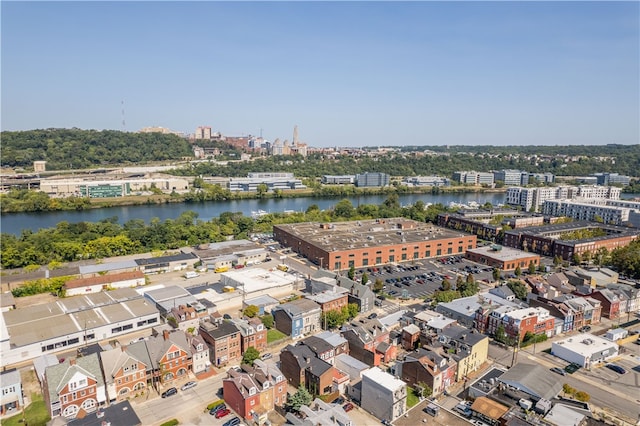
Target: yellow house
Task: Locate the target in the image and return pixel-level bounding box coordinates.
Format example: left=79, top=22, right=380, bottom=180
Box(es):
left=437, top=325, right=489, bottom=382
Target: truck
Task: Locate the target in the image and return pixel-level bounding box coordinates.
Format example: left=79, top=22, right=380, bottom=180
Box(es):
left=184, top=271, right=200, bottom=279
left=276, top=264, right=289, bottom=272
left=214, top=266, right=230, bottom=273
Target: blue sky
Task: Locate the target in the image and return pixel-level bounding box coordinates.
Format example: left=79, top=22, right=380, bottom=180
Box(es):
left=2, top=1, right=638, bottom=147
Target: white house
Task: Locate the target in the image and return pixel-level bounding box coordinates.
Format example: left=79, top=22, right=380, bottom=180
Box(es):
left=360, top=367, right=407, bottom=422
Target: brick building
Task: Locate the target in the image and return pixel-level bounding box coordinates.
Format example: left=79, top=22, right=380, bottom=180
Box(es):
left=274, top=218, right=476, bottom=271
left=465, top=245, right=540, bottom=271
left=199, top=317, right=241, bottom=367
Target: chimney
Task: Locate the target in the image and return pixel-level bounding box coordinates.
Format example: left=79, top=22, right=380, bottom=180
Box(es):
left=163, top=330, right=170, bottom=341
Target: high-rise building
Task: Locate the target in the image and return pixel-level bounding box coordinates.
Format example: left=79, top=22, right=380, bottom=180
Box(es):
left=194, top=126, right=212, bottom=140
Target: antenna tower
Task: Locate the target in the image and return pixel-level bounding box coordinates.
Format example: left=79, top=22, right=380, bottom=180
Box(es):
left=121, top=100, right=126, bottom=131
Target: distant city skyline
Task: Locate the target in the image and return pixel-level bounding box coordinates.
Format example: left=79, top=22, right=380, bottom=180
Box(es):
left=2, top=1, right=638, bottom=147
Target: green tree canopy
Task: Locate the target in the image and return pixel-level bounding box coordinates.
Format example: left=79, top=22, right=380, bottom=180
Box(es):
left=287, top=387, right=313, bottom=411
left=242, top=347, right=260, bottom=366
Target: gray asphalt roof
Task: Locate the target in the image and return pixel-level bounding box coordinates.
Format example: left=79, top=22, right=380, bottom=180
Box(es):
left=498, top=363, right=562, bottom=401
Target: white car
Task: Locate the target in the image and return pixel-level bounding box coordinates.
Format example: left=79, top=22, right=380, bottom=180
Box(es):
left=260, top=353, right=272, bottom=360
left=181, top=381, right=197, bottom=391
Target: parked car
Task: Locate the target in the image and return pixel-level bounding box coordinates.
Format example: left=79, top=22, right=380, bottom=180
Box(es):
left=181, top=381, right=197, bottom=391
left=261, top=352, right=272, bottom=360
left=223, top=417, right=241, bottom=426
left=209, top=404, right=227, bottom=415
left=334, top=397, right=345, bottom=405
left=215, top=408, right=231, bottom=418
left=343, top=403, right=354, bottom=412
left=550, top=367, right=566, bottom=376
left=578, top=325, right=591, bottom=333
left=367, top=313, right=378, bottom=319
left=161, top=387, right=178, bottom=398
left=605, top=363, right=626, bottom=374
left=454, top=401, right=472, bottom=417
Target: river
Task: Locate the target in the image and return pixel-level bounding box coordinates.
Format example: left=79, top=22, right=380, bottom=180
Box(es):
left=3, top=192, right=638, bottom=236
left=1, top=192, right=507, bottom=236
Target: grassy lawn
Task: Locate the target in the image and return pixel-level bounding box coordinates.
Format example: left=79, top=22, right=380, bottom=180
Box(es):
left=267, top=328, right=287, bottom=343
left=406, top=387, right=420, bottom=408
left=3, top=393, right=50, bottom=426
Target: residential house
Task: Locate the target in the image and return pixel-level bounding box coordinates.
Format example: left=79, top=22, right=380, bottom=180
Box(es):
left=145, top=329, right=193, bottom=383
left=280, top=344, right=335, bottom=396
left=555, top=294, right=602, bottom=326
left=546, top=272, right=577, bottom=294
left=478, top=305, right=555, bottom=341
left=488, top=285, right=516, bottom=302
left=361, top=367, right=407, bottom=422
left=223, top=361, right=287, bottom=423
left=0, top=369, right=23, bottom=415
left=99, top=346, right=148, bottom=403
left=401, top=324, right=421, bottom=351
left=168, top=304, right=199, bottom=335
left=434, top=325, right=490, bottom=381
left=243, top=295, right=280, bottom=316
left=305, top=288, right=349, bottom=314
left=300, top=332, right=348, bottom=365
left=199, top=317, right=241, bottom=367
left=272, top=299, right=322, bottom=339
left=188, top=333, right=210, bottom=374
left=395, top=348, right=456, bottom=396
left=231, top=317, right=268, bottom=354
left=309, top=271, right=375, bottom=314
left=43, top=354, right=107, bottom=419
left=590, top=289, right=621, bottom=319
left=608, top=283, right=640, bottom=318
left=528, top=295, right=577, bottom=333
left=341, top=318, right=392, bottom=366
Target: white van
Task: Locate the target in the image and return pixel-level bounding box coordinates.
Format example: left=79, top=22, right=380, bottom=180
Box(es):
left=184, top=271, right=199, bottom=279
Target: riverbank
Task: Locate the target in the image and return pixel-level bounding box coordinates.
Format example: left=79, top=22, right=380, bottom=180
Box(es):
left=1, top=185, right=506, bottom=214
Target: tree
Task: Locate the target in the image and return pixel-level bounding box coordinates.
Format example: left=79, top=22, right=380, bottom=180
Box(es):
left=507, top=280, right=528, bottom=300
left=441, top=278, right=451, bottom=291
left=493, top=268, right=501, bottom=282
left=415, top=381, right=433, bottom=399
left=242, top=347, right=260, bottom=366
left=243, top=305, right=259, bottom=318
left=287, top=387, right=313, bottom=411
left=256, top=183, right=268, bottom=198
left=495, top=323, right=509, bottom=345
left=572, top=253, right=582, bottom=266
left=260, top=314, right=274, bottom=329
left=348, top=265, right=355, bottom=280
left=373, top=278, right=384, bottom=293
left=514, top=266, right=522, bottom=277
left=528, top=262, right=536, bottom=275
left=553, top=256, right=562, bottom=267
left=456, top=275, right=464, bottom=290
left=434, top=290, right=461, bottom=303
left=361, top=272, right=369, bottom=285
left=323, top=310, right=347, bottom=329
left=334, top=199, right=355, bottom=218
left=346, top=303, right=359, bottom=319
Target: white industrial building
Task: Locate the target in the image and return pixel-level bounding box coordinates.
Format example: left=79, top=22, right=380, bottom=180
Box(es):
left=360, top=367, right=407, bottom=422
left=0, top=289, right=160, bottom=367
left=220, top=268, right=301, bottom=298
left=551, top=333, right=619, bottom=368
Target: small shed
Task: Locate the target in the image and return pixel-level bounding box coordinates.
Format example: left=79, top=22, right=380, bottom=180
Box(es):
left=604, top=328, right=628, bottom=341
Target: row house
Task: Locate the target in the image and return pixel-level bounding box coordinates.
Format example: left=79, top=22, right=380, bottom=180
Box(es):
left=168, top=304, right=199, bottom=335
left=188, top=334, right=210, bottom=375
left=100, top=346, right=148, bottom=403
left=272, top=299, right=322, bottom=339
left=305, top=288, right=349, bottom=314
left=528, top=295, right=577, bottom=333
left=43, top=353, right=107, bottom=419
left=280, top=344, right=335, bottom=396
left=395, top=348, right=456, bottom=396
left=341, top=318, right=393, bottom=366
left=608, top=283, right=640, bottom=318
left=432, top=325, right=489, bottom=381
left=231, top=317, right=268, bottom=354
left=479, top=305, right=555, bottom=341
left=223, top=360, right=287, bottom=423
left=300, top=331, right=349, bottom=365
left=361, top=367, right=407, bottom=423
left=589, top=289, right=621, bottom=320
left=554, top=294, right=602, bottom=326
left=0, top=369, right=23, bottom=415
left=145, top=329, right=193, bottom=383
left=199, top=317, right=241, bottom=367
left=310, top=271, right=375, bottom=314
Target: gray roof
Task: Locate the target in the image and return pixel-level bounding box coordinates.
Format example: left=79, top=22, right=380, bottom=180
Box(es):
left=68, top=400, right=141, bottom=426
left=45, top=353, right=105, bottom=405
left=440, top=324, right=488, bottom=346
left=335, top=353, right=369, bottom=372
left=301, top=336, right=334, bottom=356
left=315, top=331, right=348, bottom=348
left=244, top=295, right=279, bottom=308
left=200, top=320, right=240, bottom=340
left=0, top=368, right=21, bottom=387
left=135, top=252, right=196, bottom=266
left=79, top=260, right=138, bottom=275
left=498, top=363, right=562, bottom=401
left=33, top=354, right=59, bottom=382
left=273, top=298, right=321, bottom=318
left=283, top=344, right=333, bottom=377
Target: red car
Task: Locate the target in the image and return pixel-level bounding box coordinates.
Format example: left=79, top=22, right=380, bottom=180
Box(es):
left=215, top=408, right=231, bottom=419
left=343, top=403, right=354, bottom=412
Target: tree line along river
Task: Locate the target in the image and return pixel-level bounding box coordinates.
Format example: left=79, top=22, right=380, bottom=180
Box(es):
left=2, top=192, right=638, bottom=236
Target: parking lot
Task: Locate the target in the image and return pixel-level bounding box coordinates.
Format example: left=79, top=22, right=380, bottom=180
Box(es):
left=353, top=256, right=497, bottom=301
